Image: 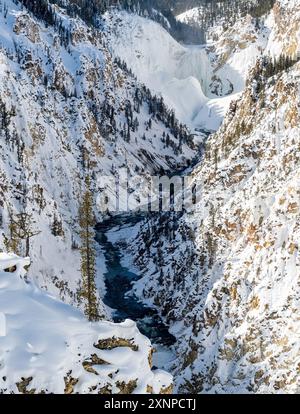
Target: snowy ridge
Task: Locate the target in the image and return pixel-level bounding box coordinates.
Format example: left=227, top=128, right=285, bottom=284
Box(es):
left=176, top=6, right=204, bottom=26
left=0, top=253, right=172, bottom=394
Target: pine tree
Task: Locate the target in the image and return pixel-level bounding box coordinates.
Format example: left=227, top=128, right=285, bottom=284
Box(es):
left=51, top=214, right=64, bottom=237
left=79, top=176, right=100, bottom=321
left=5, top=209, right=40, bottom=256
left=5, top=215, right=21, bottom=255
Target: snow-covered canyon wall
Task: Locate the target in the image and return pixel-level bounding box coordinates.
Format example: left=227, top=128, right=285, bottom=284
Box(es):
left=104, top=10, right=213, bottom=129
left=104, top=8, right=270, bottom=131
left=0, top=0, right=196, bottom=307
left=1, top=0, right=300, bottom=395
left=126, top=0, right=300, bottom=393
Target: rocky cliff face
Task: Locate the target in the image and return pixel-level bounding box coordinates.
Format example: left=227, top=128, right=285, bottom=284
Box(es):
left=127, top=0, right=300, bottom=393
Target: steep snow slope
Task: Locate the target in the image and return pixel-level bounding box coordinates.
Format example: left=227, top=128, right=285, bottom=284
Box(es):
left=176, top=6, right=204, bottom=25
left=0, top=253, right=172, bottom=394
left=104, top=10, right=236, bottom=131
left=0, top=0, right=195, bottom=306
left=104, top=9, right=272, bottom=131
left=104, top=11, right=212, bottom=95
left=124, top=0, right=300, bottom=393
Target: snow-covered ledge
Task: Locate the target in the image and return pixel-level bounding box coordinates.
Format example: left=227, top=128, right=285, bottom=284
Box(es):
left=0, top=253, right=173, bottom=394
left=0, top=252, right=30, bottom=276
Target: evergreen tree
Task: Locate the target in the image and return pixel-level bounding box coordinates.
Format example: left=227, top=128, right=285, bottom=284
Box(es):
left=5, top=215, right=21, bottom=255
left=79, top=177, right=100, bottom=321
left=5, top=209, right=40, bottom=256
left=51, top=214, right=64, bottom=237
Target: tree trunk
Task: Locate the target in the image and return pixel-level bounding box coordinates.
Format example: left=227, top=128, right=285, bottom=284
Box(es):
left=26, top=237, right=30, bottom=257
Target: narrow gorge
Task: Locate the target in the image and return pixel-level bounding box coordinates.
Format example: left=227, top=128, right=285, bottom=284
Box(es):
left=1, top=0, right=300, bottom=396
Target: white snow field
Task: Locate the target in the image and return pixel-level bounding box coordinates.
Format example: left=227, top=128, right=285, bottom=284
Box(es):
left=0, top=253, right=172, bottom=394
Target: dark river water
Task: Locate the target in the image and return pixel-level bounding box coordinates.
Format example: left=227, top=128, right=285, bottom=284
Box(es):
left=95, top=214, right=176, bottom=347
